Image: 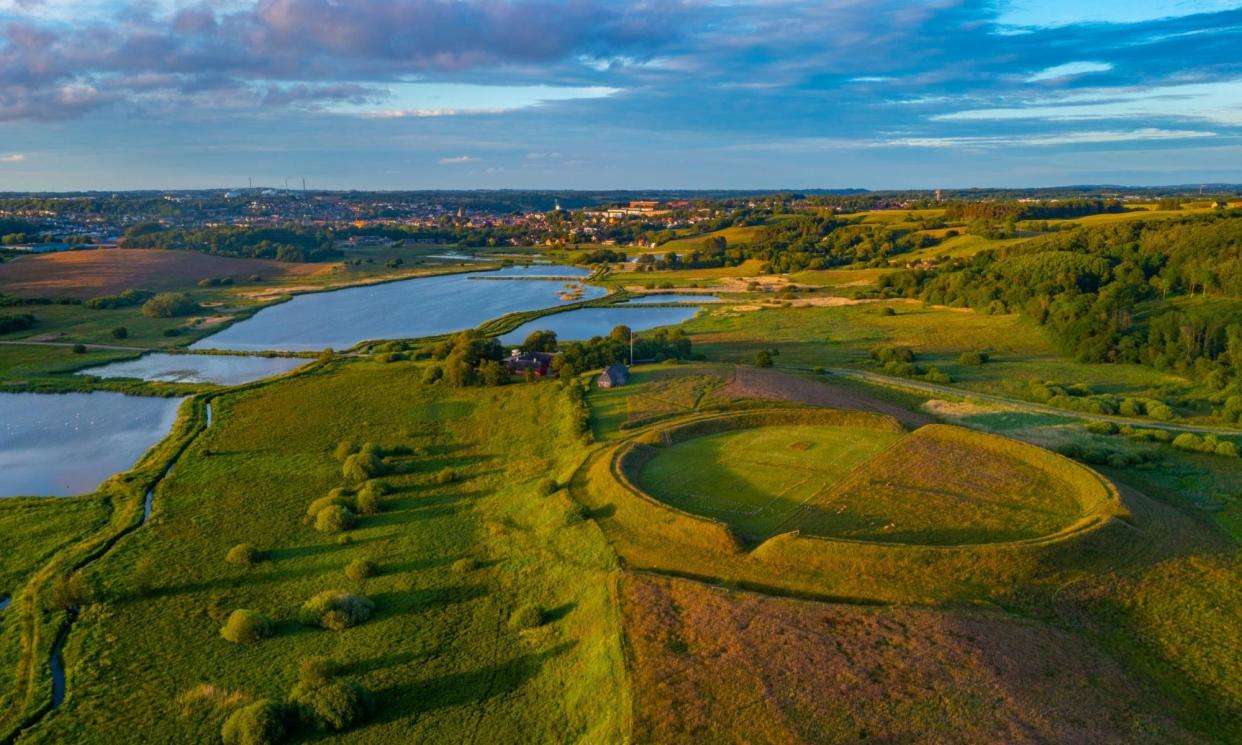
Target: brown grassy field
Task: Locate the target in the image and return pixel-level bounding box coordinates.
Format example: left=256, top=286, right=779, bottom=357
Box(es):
left=0, top=249, right=325, bottom=298
left=619, top=573, right=1202, bottom=745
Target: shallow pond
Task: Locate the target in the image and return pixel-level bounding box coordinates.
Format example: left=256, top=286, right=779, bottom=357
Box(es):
left=498, top=306, right=700, bottom=345
left=0, top=392, right=184, bottom=497
left=623, top=294, right=721, bottom=304
left=191, top=268, right=605, bottom=352
left=81, top=353, right=307, bottom=385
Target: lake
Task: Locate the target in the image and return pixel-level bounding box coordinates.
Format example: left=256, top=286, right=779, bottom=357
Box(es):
left=498, top=306, right=700, bottom=345
left=81, top=353, right=308, bottom=385
left=0, top=392, right=184, bottom=497
left=191, top=267, right=605, bottom=352
left=623, top=294, right=721, bottom=304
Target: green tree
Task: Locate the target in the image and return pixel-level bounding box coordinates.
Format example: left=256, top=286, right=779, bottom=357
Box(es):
left=220, top=609, right=272, bottom=644
left=221, top=700, right=285, bottom=745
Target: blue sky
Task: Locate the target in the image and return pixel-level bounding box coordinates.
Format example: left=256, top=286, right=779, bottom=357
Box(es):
left=0, top=0, right=1240, bottom=190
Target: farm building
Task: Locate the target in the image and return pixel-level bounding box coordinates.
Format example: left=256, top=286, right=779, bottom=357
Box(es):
left=598, top=363, right=630, bottom=388
left=504, top=349, right=556, bottom=377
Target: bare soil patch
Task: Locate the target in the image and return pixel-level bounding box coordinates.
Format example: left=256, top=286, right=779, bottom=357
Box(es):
left=718, top=365, right=933, bottom=428
left=0, top=249, right=323, bottom=298
left=620, top=573, right=1202, bottom=745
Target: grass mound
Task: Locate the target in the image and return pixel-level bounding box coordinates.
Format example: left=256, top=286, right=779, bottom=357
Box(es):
left=625, top=411, right=1121, bottom=546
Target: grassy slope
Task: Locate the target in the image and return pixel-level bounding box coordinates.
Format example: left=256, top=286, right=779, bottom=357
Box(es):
left=22, top=361, right=623, bottom=743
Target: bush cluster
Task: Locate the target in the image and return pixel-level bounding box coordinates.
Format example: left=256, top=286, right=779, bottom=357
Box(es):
left=300, top=591, right=374, bottom=631
left=345, top=559, right=378, bottom=581
left=221, top=700, right=285, bottom=745
left=226, top=543, right=261, bottom=568
left=288, top=661, right=374, bottom=732
left=220, top=609, right=272, bottom=644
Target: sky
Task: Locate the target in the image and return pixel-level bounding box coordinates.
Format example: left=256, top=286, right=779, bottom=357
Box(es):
left=0, top=0, right=1240, bottom=191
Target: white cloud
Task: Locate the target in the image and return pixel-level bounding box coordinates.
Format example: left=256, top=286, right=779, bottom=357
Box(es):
left=437, top=155, right=479, bottom=165
left=0, top=153, right=25, bottom=163
left=934, top=79, right=1242, bottom=125
left=1026, top=61, right=1113, bottom=82
left=332, top=83, right=619, bottom=118
left=880, top=128, right=1217, bottom=148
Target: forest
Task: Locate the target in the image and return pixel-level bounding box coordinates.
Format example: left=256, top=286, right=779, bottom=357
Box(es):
left=877, top=211, right=1242, bottom=411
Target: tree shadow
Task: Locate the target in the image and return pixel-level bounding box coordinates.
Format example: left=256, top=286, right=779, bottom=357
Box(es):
left=367, top=641, right=577, bottom=724
left=541, top=602, right=576, bottom=624
left=369, top=583, right=489, bottom=615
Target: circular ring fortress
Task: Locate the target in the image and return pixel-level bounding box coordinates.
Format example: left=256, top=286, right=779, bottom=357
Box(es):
left=608, top=408, right=1128, bottom=552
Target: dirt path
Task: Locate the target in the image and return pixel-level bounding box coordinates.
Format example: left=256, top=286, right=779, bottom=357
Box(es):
left=0, top=340, right=150, bottom=352
left=720, top=365, right=933, bottom=429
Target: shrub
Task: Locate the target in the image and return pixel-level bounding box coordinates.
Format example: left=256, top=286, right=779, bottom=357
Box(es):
left=354, top=485, right=382, bottom=515
left=221, top=700, right=285, bottom=745
left=1172, top=434, right=1202, bottom=451
left=345, top=559, right=378, bottom=581
left=110, top=326, right=128, bottom=339
left=1217, top=441, right=1239, bottom=458
left=564, top=502, right=590, bottom=526
left=47, top=573, right=92, bottom=612
left=436, top=467, right=458, bottom=484
left=451, top=557, right=478, bottom=574
left=300, top=591, right=374, bottom=631
left=1145, top=400, right=1175, bottom=421
left=421, top=365, right=444, bottom=384
left=342, top=451, right=383, bottom=482
left=958, top=351, right=989, bottom=366
left=753, top=350, right=773, bottom=368
left=314, top=504, right=357, bottom=533
left=880, top=306, right=896, bottom=316
left=142, top=292, right=199, bottom=318
left=220, top=609, right=272, bottom=644
left=508, top=603, right=544, bottom=630
left=226, top=543, right=260, bottom=568
left=71, top=343, right=86, bottom=354
left=306, top=494, right=350, bottom=520
left=288, top=679, right=373, bottom=732
left=298, top=656, right=338, bottom=688
left=1085, top=421, right=1119, bottom=436
left=332, top=440, right=357, bottom=461
left=536, top=478, right=558, bottom=497
left=871, top=346, right=915, bottom=364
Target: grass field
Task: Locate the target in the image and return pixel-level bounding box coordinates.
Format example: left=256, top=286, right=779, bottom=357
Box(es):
left=638, top=424, right=901, bottom=539
left=620, top=573, right=1202, bottom=745
left=19, top=361, right=624, bottom=743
